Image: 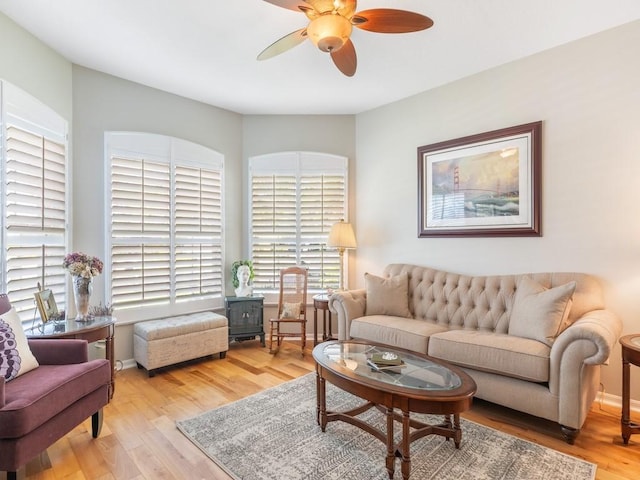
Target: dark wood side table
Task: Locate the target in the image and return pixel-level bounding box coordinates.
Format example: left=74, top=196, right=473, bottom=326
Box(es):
left=620, top=334, right=640, bottom=444
left=313, top=294, right=334, bottom=346
left=25, top=316, right=116, bottom=400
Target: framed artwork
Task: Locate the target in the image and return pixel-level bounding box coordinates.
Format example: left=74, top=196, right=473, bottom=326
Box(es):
left=34, top=288, right=59, bottom=322
left=418, top=121, right=542, bottom=237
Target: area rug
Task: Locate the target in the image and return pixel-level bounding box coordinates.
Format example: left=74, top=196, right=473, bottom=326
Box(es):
left=176, top=374, right=596, bottom=480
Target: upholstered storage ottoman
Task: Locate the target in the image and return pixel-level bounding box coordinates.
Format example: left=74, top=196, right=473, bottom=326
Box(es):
left=134, top=311, right=228, bottom=377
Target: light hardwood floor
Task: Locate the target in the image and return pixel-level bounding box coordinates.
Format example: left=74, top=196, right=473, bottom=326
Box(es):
left=15, top=341, right=640, bottom=479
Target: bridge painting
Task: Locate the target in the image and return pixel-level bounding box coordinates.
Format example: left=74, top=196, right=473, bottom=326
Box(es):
left=430, top=148, right=520, bottom=220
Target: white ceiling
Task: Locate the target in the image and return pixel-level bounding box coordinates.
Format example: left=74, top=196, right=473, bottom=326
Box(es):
left=2, top=0, right=640, bottom=115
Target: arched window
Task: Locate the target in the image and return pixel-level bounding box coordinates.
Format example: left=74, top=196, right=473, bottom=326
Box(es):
left=105, top=132, right=224, bottom=321
left=249, top=151, right=348, bottom=292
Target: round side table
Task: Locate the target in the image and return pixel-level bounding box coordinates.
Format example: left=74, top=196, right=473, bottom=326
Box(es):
left=313, top=294, right=334, bottom=346
left=620, top=334, right=640, bottom=444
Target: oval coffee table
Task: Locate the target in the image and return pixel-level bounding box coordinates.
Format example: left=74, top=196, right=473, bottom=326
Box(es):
left=313, top=340, right=477, bottom=480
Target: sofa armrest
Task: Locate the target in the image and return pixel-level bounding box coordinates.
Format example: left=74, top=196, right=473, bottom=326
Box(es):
left=548, top=309, right=621, bottom=428
left=551, top=309, right=622, bottom=366
left=328, top=289, right=366, bottom=340
left=28, top=339, right=89, bottom=364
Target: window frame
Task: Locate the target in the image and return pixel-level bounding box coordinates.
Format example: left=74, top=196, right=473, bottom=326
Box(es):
left=0, top=80, right=69, bottom=322
left=104, top=132, right=225, bottom=323
left=248, top=151, right=349, bottom=302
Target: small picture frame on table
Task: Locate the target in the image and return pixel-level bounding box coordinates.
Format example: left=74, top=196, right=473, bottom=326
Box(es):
left=34, top=288, right=58, bottom=323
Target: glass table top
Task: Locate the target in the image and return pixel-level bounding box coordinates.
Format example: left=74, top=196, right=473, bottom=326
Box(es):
left=317, top=342, right=462, bottom=391
left=24, top=315, right=115, bottom=337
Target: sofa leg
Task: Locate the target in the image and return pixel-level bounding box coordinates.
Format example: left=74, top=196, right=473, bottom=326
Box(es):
left=560, top=425, right=579, bottom=444
left=92, top=408, right=104, bottom=438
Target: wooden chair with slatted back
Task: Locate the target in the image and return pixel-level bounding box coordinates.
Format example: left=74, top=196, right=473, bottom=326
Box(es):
left=268, top=266, right=308, bottom=355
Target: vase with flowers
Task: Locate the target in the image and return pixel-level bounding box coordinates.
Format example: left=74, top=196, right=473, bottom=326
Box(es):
left=63, top=252, right=103, bottom=321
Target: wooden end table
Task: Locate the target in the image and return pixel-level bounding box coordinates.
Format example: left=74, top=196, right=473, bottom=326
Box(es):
left=313, top=294, right=334, bottom=346
left=620, top=334, right=640, bottom=444
left=25, top=316, right=116, bottom=400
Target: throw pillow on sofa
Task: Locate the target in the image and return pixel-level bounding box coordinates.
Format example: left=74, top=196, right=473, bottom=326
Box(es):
left=509, top=277, right=576, bottom=346
left=364, top=272, right=411, bottom=318
left=0, top=307, right=39, bottom=381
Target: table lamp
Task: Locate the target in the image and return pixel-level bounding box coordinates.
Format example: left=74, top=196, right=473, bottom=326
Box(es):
left=328, top=219, right=357, bottom=290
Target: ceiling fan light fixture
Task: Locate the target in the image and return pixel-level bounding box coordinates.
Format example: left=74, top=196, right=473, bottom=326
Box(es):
left=307, top=14, right=352, bottom=52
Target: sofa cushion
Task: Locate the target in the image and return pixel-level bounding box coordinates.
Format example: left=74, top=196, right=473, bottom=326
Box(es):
left=509, top=278, right=576, bottom=346
left=1, top=307, right=39, bottom=381
left=350, top=315, right=448, bottom=353
left=428, top=330, right=551, bottom=383
left=134, top=311, right=227, bottom=341
left=0, top=359, right=110, bottom=437
left=364, top=272, right=411, bottom=318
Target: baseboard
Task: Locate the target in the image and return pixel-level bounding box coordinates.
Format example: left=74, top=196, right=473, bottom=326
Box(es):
left=121, top=358, right=138, bottom=370
left=596, top=388, right=640, bottom=413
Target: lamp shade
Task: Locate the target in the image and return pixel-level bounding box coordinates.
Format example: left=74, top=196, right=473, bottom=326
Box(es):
left=307, top=14, right=352, bottom=53
left=328, top=220, right=357, bottom=250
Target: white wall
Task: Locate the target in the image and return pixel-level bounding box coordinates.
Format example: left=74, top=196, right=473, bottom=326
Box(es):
left=354, top=20, right=640, bottom=398
left=0, top=13, right=72, bottom=120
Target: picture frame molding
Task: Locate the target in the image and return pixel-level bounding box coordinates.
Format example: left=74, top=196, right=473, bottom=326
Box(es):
left=417, top=121, right=542, bottom=237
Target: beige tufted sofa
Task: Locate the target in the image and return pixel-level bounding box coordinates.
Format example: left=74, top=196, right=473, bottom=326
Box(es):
left=328, top=263, right=622, bottom=444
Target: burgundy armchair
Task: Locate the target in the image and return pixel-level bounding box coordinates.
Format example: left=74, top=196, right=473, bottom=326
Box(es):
left=0, top=294, right=111, bottom=479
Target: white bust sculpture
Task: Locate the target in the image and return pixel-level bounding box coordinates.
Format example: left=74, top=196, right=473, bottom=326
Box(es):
left=234, top=264, right=253, bottom=297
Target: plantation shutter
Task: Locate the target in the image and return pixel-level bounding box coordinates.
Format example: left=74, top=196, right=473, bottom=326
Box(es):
left=1, top=81, right=68, bottom=319
left=249, top=152, right=347, bottom=292
left=174, top=165, right=223, bottom=300
left=106, top=132, right=224, bottom=320
left=300, top=174, right=344, bottom=290
left=110, top=156, right=172, bottom=308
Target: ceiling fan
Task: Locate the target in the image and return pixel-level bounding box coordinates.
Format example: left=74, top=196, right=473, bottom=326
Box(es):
left=257, top=0, right=434, bottom=77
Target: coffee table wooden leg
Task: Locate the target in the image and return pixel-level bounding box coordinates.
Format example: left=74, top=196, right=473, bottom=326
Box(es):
left=385, top=407, right=395, bottom=479
left=401, top=410, right=411, bottom=480
left=318, top=373, right=327, bottom=431
left=453, top=414, right=462, bottom=448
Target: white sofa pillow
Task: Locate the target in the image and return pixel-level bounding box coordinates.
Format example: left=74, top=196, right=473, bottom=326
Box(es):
left=364, top=272, right=411, bottom=318
left=0, top=307, right=39, bottom=381
left=509, top=277, right=576, bottom=346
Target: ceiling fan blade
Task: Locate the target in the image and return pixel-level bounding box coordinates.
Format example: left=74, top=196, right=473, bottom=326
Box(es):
left=262, top=0, right=312, bottom=13
left=257, top=28, right=308, bottom=61
left=352, top=9, right=434, bottom=33
left=331, top=39, right=357, bottom=77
